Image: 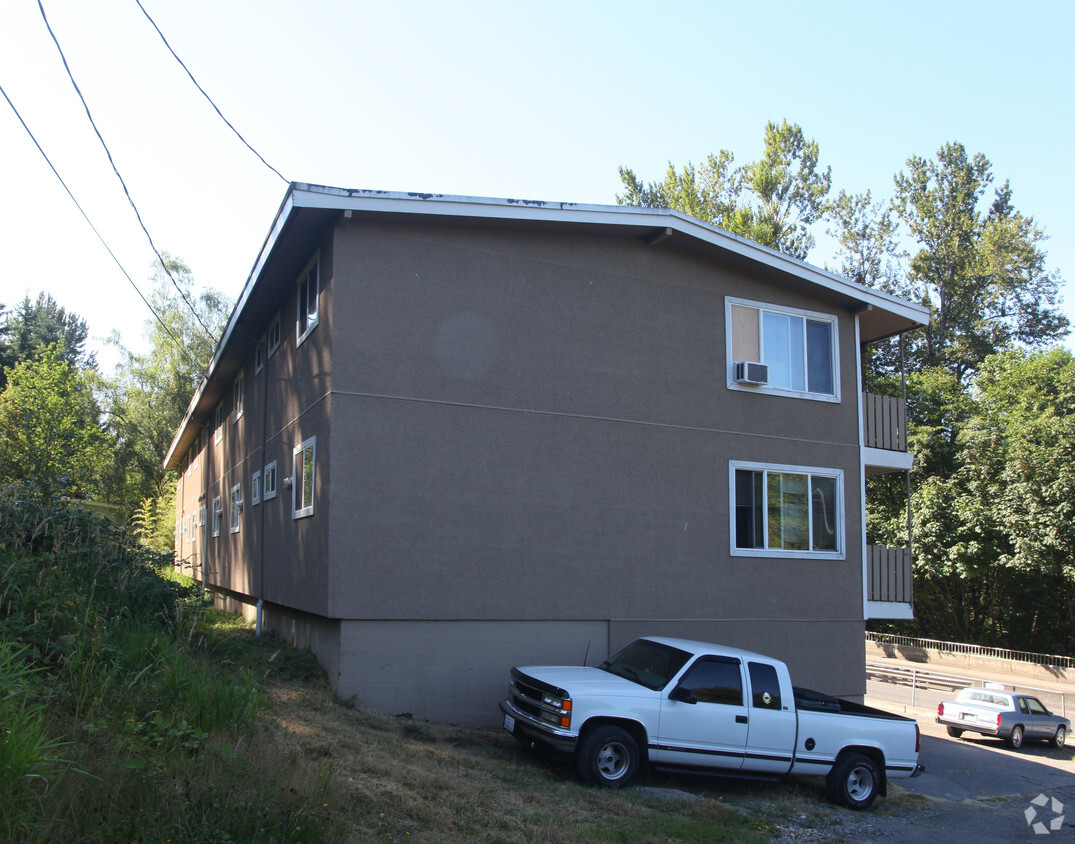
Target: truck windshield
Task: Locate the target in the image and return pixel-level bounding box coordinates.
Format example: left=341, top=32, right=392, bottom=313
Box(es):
left=597, top=640, right=692, bottom=690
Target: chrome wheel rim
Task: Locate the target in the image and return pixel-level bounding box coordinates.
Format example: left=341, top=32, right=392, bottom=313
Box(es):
left=1056, top=727, right=1066, bottom=747
left=597, top=740, right=630, bottom=781
left=846, top=765, right=874, bottom=801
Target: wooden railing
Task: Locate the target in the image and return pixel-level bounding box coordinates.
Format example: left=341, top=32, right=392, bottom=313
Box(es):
left=867, top=544, right=912, bottom=603
left=862, top=392, right=907, bottom=452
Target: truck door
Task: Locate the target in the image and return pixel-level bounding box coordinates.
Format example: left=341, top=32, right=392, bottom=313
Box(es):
left=740, top=660, right=796, bottom=774
left=655, top=656, right=748, bottom=772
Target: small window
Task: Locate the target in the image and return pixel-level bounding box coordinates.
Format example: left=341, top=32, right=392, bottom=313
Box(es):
left=732, top=461, right=843, bottom=558
left=233, top=371, right=245, bottom=423
left=198, top=505, right=207, bottom=528
left=263, top=461, right=278, bottom=500
left=267, top=313, right=281, bottom=358
left=255, top=339, right=266, bottom=374
left=230, top=483, right=242, bottom=533
left=748, top=662, right=782, bottom=710
left=292, top=436, right=316, bottom=518
left=251, top=469, right=262, bottom=506
left=727, top=298, right=838, bottom=401
left=296, top=255, right=320, bottom=346
left=214, top=402, right=225, bottom=444
left=212, top=496, right=222, bottom=537
left=677, top=657, right=743, bottom=706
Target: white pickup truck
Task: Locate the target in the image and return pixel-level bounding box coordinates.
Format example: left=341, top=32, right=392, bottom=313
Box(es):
left=500, top=636, right=923, bottom=809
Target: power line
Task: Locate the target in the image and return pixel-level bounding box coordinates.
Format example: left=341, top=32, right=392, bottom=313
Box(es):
left=0, top=81, right=197, bottom=370
left=134, top=0, right=288, bottom=185
left=36, top=0, right=218, bottom=345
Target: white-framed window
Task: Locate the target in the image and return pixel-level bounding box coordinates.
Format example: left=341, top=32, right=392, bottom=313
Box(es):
left=251, top=469, right=261, bottom=506
left=263, top=460, right=278, bottom=501
left=188, top=514, right=197, bottom=545
left=726, top=298, right=839, bottom=401
left=230, top=483, right=243, bottom=533
left=255, top=339, right=266, bottom=374
left=212, top=495, right=222, bottom=537
left=267, top=313, right=281, bottom=358
left=292, top=436, right=316, bottom=519
left=214, top=402, right=225, bottom=444
left=296, top=254, right=320, bottom=346
left=233, top=371, right=245, bottom=423
left=730, top=461, right=844, bottom=559
left=198, top=505, right=207, bottom=528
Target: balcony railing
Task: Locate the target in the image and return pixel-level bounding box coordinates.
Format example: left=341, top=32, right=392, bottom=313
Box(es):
left=867, top=544, right=912, bottom=604
left=863, top=392, right=907, bottom=452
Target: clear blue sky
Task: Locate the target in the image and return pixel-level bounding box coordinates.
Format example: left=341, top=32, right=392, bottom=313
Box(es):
left=2, top=0, right=1073, bottom=367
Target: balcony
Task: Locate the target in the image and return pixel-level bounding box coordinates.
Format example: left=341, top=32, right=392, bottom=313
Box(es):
left=863, top=392, right=911, bottom=474
left=866, top=544, right=913, bottom=619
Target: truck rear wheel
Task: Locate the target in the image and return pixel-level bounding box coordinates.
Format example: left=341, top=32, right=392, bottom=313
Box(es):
left=576, top=725, right=639, bottom=787
left=825, top=752, right=880, bottom=810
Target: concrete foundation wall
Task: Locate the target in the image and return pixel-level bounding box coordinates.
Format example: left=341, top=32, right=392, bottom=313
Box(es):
left=866, top=640, right=1072, bottom=686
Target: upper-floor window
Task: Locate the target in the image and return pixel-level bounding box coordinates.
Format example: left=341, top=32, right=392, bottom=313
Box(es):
left=214, top=402, right=225, bottom=444
left=212, top=495, right=222, bottom=537
left=251, top=469, right=262, bottom=506
left=267, top=313, right=281, bottom=358
left=233, top=371, right=245, bottom=423
left=292, top=436, right=316, bottom=519
left=731, top=460, right=844, bottom=558
left=727, top=298, right=838, bottom=401
left=255, top=339, right=266, bottom=374
left=297, top=255, right=320, bottom=346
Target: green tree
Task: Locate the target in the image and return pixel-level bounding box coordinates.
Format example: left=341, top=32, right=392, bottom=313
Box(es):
left=100, top=256, right=230, bottom=512
left=904, top=350, right=1075, bottom=652
left=0, top=292, right=96, bottom=389
left=0, top=345, right=109, bottom=503
left=617, top=120, right=832, bottom=259
left=893, top=142, right=1068, bottom=381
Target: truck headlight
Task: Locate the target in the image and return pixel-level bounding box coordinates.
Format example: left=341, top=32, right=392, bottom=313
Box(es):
left=540, top=694, right=572, bottom=728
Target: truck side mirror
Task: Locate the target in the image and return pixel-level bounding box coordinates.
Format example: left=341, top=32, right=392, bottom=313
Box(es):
left=668, top=685, right=697, bottom=704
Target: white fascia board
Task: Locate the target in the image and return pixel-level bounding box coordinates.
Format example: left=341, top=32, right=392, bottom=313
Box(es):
left=865, top=600, right=915, bottom=621
left=862, top=447, right=914, bottom=473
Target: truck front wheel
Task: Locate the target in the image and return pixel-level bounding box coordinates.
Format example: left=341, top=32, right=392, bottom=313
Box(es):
left=576, top=725, right=640, bottom=787
left=826, top=752, right=881, bottom=810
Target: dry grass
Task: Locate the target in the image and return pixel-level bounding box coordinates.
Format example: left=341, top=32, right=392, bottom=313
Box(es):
left=263, top=675, right=773, bottom=843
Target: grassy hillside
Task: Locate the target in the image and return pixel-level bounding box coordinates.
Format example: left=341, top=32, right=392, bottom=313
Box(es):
left=3, top=489, right=914, bottom=842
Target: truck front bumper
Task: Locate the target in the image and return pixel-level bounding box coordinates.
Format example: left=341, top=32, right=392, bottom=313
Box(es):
left=500, top=698, right=578, bottom=755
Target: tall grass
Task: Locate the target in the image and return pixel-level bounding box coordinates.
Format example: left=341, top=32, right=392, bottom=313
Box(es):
left=0, top=487, right=340, bottom=842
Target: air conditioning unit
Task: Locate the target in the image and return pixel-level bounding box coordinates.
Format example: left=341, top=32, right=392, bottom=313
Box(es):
left=734, top=361, right=769, bottom=385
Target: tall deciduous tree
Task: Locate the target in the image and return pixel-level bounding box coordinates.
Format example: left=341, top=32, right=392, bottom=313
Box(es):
left=0, top=345, right=109, bottom=503
left=893, top=142, right=1068, bottom=382
left=100, top=256, right=231, bottom=511
left=617, top=120, right=832, bottom=260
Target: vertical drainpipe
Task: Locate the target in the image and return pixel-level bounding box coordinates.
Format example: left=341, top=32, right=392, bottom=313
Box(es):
left=901, top=333, right=913, bottom=573
left=855, top=315, right=869, bottom=623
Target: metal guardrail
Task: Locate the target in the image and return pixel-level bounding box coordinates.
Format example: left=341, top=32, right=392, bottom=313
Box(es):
left=866, top=662, right=1068, bottom=717
left=867, top=631, right=1075, bottom=670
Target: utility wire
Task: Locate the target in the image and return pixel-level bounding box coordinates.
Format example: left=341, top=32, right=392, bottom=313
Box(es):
left=134, top=0, right=288, bottom=185
left=36, top=0, right=218, bottom=345
left=0, top=81, right=198, bottom=370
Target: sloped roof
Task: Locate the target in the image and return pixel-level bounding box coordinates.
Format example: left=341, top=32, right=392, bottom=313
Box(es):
left=164, top=183, right=929, bottom=468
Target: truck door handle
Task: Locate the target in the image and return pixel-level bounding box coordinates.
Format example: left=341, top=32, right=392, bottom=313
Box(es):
left=736, top=715, right=748, bottom=724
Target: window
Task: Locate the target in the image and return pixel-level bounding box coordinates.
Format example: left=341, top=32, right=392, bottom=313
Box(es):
left=676, top=657, right=743, bottom=706
left=263, top=461, right=278, bottom=500
left=748, top=662, right=782, bottom=710
left=230, top=483, right=242, bottom=533
left=267, top=313, right=281, bottom=358
left=255, top=339, right=266, bottom=374
left=212, top=496, right=222, bottom=537
left=731, top=461, right=843, bottom=558
left=727, top=298, right=838, bottom=400
left=292, top=437, right=316, bottom=518
left=214, top=402, right=225, bottom=444
left=233, top=371, right=244, bottom=423
left=251, top=469, right=262, bottom=506
left=296, top=255, right=320, bottom=346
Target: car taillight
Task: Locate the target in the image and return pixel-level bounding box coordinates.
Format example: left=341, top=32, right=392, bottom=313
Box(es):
left=937, top=703, right=944, bottom=716
left=997, top=713, right=1002, bottom=727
